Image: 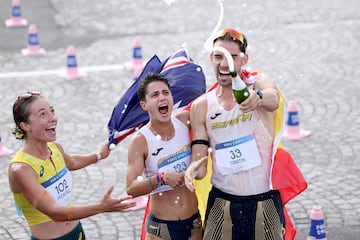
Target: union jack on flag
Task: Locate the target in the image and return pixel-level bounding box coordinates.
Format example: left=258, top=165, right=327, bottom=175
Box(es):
left=160, top=43, right=191, bottom=72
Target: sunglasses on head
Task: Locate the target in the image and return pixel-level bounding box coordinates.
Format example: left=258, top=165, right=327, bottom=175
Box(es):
left=18, top=91, right=41, bottom=102
left=17, top=91, right=41, bottom=112
left=214, top=28, right=246, bottom=46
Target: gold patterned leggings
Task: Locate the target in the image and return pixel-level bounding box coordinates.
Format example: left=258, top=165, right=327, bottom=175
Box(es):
left=203, top=188, right=285, bottom=240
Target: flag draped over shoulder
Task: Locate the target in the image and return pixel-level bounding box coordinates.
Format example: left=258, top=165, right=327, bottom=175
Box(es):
left=107, top=44, right=206, bottom=146
left=108, top=44, right=206, bottom=240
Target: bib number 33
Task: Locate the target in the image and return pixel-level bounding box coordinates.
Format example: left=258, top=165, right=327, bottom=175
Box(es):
left=215, top=134, right=262, bottom=175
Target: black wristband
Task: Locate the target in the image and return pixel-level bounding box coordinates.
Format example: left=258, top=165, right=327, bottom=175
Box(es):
left=191, top=139, right=210, bottom=147
left=256, top=89, right=263, bottom=99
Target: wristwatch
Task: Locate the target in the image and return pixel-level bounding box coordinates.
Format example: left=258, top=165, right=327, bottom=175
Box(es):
left=256, top=89, right=263, bottom=99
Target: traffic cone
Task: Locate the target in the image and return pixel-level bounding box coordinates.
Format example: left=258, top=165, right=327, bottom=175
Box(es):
left=307, top=205, right=327, bottom=240
left=5, top=0, right=28, bottom=27
left=21, top=24, right=46, bottom=56
left=0, top=136, right=13, bottom=157
left=129, top=196, right=148, bottom=211
left=125, top=36, right=144, bottom=78
left=59, top=45, right=86, bottom=80
left=283, top=100, right=311, bottom=140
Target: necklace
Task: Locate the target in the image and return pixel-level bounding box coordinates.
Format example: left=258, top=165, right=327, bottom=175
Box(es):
left=149, top=124, right=174, bottom=141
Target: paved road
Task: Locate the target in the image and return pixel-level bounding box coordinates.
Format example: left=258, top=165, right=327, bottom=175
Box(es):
left=1, top=0, right=360, bottom=239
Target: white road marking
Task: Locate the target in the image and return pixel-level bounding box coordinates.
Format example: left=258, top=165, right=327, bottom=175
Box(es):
left=0, top=64, right=125, bottom=79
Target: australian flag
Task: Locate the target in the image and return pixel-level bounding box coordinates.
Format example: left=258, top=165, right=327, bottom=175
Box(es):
left=107, top=43, right=206, bottom=147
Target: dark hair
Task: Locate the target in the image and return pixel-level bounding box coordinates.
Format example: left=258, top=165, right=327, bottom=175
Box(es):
left=137, top=72, right=171, bottom=101
left=12, top=94, right=42, bottom=139
left=214, top=31, right=248, bottom=54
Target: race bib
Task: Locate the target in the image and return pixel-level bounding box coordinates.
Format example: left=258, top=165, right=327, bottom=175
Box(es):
left=151, top=147, right=191, bottom=195
left=215, top=134, right=261, bottom=175
left=41, top=167, right=72, bottom=205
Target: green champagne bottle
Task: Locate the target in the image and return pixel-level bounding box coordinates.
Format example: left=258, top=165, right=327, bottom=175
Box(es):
left=230, top=71, right=250, bottom=104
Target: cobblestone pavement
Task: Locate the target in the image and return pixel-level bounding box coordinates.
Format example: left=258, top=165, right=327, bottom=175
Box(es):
left=1, top=0, right=360, bottom=239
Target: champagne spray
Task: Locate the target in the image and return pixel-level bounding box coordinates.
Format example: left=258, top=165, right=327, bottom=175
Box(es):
left=212, top=46, right=249, bottom=104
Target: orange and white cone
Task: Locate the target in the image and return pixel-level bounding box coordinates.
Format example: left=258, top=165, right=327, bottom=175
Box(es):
left=125, top=36, right=144, bottom=78
left=59, top=45, right=86, bottom=80
left=5, top=0, right=28, bottom=27
left=21, top=24, right=46, bottom=56
left=0, top=136, right=13, bottom=157
left=307, top=205, right=327, bottom=240
left=283, top=100, right=311, bottom=140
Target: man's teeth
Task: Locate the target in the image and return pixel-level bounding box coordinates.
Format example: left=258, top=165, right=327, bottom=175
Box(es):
left=219, top=70, right=230, bottom=75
